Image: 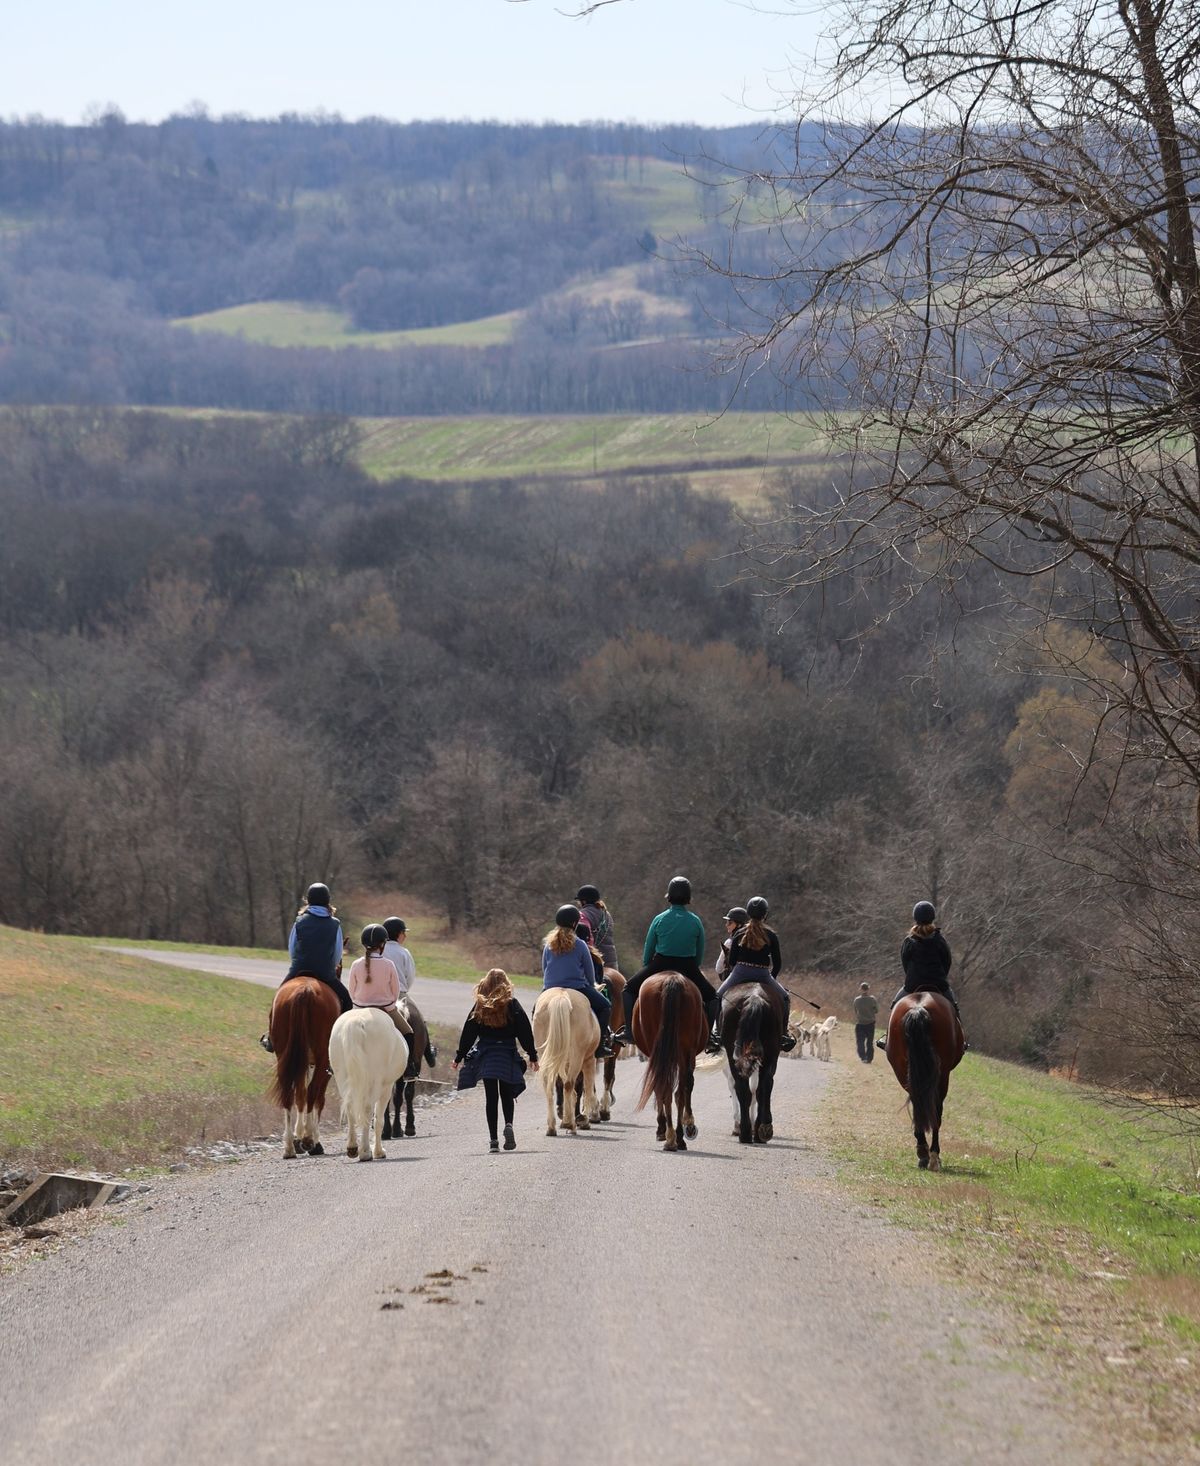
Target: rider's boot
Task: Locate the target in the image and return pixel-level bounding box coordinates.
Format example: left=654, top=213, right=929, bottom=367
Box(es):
left=876, top=1036, right=887, bottom=1051
left=780, top=1027, right=797, bottom=1053
left=704, top=997, right=723, bottom=1055
left=425, top=1039, right=438, bottom=1066
left=595, top=1025, right=615, bottom=1059
left=259, top=1032, right=275, bottom=1054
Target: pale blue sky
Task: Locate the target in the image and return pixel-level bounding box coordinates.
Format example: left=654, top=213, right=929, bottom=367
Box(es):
left=6, top=1, right=828, bottom=128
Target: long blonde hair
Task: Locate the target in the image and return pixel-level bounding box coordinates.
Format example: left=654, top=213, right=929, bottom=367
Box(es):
left=473, top=967, right=514, bottom=1028
left=544, top=925, right=577, bottom=956
left=909, top=922, right=939, bottom=938
left=740, top=918, right=769, bottom=951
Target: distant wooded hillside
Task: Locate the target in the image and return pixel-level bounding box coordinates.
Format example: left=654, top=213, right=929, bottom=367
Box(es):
left=0, top=114, right=813, bottom=414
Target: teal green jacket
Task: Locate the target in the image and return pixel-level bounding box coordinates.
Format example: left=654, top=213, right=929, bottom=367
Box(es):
left=642, top=906, right=705, bottom=965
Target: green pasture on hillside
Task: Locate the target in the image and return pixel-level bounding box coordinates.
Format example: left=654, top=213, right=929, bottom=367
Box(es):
left=355, top=411, right=829, bottom=482
left=173, top=300, right=523, bottom=350
left=831, top=1053, right=1200, bottom=1282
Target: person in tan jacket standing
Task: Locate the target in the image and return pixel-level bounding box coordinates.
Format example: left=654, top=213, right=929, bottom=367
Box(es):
left=853, top=982, right=879, bottom=1063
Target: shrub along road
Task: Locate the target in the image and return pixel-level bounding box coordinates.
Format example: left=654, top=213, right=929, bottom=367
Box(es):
left=0, top=1058, right=1102, bottom=1466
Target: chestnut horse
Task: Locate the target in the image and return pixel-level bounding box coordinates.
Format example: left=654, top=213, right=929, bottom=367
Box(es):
left=632, top=971, right=706, bottom=1152
left=885, top=992, right=964, bottom=1170
left=268, top=977, right=341, bottom=1159
left=721, top=982, right=785, bottom=1145
left=382, top=997, right=434, bottom=1139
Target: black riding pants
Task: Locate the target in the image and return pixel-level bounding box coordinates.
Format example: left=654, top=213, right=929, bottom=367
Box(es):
left=483, top=1077, right=518, bottom=1141
left=624, top=954, right=718, bottom=1030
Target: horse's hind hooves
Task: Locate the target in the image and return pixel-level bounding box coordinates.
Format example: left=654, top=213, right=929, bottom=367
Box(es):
left=345, top=1146, right=359, bottom=1158
left=918, top=1157, right=929, bottom=1169
left=282, top=1151, right=298, bottom=1160
left=684, top=1123, right=697, bottom=1139
left=404, top=1125, right=416, bottom=1137
left=309, top=1142, right=324, bottom=1156
left=929, top=1155, right=941, bottom=1172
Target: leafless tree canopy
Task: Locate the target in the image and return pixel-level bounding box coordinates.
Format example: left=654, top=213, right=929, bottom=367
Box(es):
left=709, top=0, right=1200, bottom=824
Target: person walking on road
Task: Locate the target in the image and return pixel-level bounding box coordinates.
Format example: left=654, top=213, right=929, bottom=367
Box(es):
left=853, top=982, right=878, bottom=1062
left=453, top=968, right=539, bottom=1153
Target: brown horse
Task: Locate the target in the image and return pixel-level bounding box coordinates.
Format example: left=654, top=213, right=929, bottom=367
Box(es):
left=721, top=983, right=786, bottom=1145
left=632, top=971, right=706, bottom=1152
left=268, top=977, right=341, bottom=1159
left=382, top=997, right=434, bottom=1139
left=885, top=992, right=965, bottom=1170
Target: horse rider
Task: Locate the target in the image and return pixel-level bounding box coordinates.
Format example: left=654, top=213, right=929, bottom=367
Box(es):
left=382, top=916, right=437, bottom=1065
left=714, top=905, right=748, bottom=980
left=260, top=881, right=351, bottom=1052
left=622, top=875, right=719, bottom=1038
left=710, top=896, right=796, bottom=1053
left=346, top=923, right=415, bottom=1039
left=575, top=884, right=618, bottom=970
left=542, top=904, right=618, bottom=1058
left=878, top=900, right=964, bottom=1050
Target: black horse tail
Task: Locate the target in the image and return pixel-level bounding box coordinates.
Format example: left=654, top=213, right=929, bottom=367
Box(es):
left=637, top=976, right=682, bottom=1113
left=733, top=989, right=769, bottom=1077
left=270, top=986, right=314, bottom=1112
left=904, top=1004, right=941, bottom=1138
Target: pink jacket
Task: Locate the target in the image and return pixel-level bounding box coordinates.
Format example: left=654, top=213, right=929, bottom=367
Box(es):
left=346, top=954, right=400, bottom=1008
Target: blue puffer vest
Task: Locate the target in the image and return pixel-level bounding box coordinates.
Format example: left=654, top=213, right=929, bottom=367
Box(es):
left=286, top=911, right=341, bottom=982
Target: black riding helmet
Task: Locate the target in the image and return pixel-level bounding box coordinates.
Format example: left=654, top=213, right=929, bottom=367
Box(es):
left=724, top=906, right=748, bottom=924
left=576, top=883, right=601, bottom=905
left=666, top=875, right=691, bottom=904
left=382, top=916, right=406, bottom=940
left=555, top=904, right=580, bottom=928
left=306, top=882, right=331, bottom=907
left=360, top=923, right=388, bottom=951
left=746, top=896, right=769, bottom=921
left=913, top=901, right=937, bottom=925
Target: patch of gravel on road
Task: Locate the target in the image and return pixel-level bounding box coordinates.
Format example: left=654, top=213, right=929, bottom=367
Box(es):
left=806, top=1057, right=1200, bottom=1465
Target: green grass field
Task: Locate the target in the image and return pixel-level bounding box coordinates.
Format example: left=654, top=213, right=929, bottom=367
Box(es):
left=828, top=1050, right=1200, bottom=1280
left=173, top=300, right=523, bottom=350
left=355, top=410, right=828, bottom=483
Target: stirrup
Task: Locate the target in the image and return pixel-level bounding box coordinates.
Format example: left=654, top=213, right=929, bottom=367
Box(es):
left=780, top=1032, right=797, bottom=1052
left=259, top=1033, right=274, bottom=1054
left=704, top=1030, right=722, bottom=1055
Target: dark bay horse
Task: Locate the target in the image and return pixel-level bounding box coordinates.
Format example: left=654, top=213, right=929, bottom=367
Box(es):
left=268, top=977, right=341, bottom=1159
left=721, top=983, right=785, bottom=1144
left=885, top=991, right=965, bottom=1170
left=382, top=998, right=434, bottom=1139
left=632, top=971, right=706, bottom=1152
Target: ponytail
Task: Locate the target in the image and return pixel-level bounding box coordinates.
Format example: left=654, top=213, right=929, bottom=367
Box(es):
left=740, top=918, right=769, bottom=951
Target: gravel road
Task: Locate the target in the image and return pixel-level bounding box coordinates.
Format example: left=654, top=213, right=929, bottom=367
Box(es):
left=0, top=1055, right=1098, bottom=1465
left=108, top=946, right=482, bottom=1027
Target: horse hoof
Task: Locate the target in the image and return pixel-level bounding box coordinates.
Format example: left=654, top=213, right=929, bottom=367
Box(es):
left=309, top=1142, right=324, bottom=1156
left=663, top=1141, right=678, bottom=1152
left=404, top=1124, right=416, bottom=1137
left=929, top=1155, right=941, bottom=1172
left=656, top=1128, right=667, bottom=1143
left=738, top=1134, right=752, bottom=1145
left=684, top=1123, right=697, bottom=1139
left=598, top=1109, right=610, bottom=1122
left=578, top=1118, right=590, bottom=1130
left=757, top=1125, right=773, bottom=1143
left=282, top=1151, right=297, bottom=1160
left=358, top=1152, right=372, bottom=1162
left=677, top=1136, right=687, bottom=1151
left=546, top=1127, right=556, bottom=1137
left=345, top=1146, right=358, bottom=1158
left=918, top=1157, right=929, bottom=1169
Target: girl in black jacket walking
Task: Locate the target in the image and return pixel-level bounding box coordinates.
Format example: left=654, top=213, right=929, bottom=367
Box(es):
left=454, top=968, right=539, bottom=1153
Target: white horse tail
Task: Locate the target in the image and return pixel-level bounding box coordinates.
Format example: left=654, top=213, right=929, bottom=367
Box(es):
left=337, top=1012, right=375, bottom=1130
left=541, top=990, right=574, bottom=1083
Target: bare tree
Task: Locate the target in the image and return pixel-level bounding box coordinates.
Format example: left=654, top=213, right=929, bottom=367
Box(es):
left=700, top=0, right=1200, bottom=832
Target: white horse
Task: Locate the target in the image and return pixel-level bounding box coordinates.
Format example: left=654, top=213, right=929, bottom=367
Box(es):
left=533, top=987, right=599, bottom=1136
left=329, top=1008, right=410, bottom=1161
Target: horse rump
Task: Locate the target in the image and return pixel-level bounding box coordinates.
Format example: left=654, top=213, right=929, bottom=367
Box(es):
left=270, top=982, right=319, bottom=1112
left=636, top=974, right=695, bottom=1113
left=726, top=986, right=779, bottom=1077
left=903, top=1004, right=941, bottom=1137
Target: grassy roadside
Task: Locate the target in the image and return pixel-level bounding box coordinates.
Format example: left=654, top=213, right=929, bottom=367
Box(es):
left=817, top=1041, right=1200, bottom=1454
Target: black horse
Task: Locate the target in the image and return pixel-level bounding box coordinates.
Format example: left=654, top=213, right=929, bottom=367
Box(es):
left=382, top=999, right=435, bottom=1139
left=720, top=983, right=785, bottom=1144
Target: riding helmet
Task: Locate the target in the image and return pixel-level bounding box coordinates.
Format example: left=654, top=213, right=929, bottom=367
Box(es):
left=360, top=923, right=389, bottom=951
left=555, top=904, right=580, bottom=928
left=382, top=916, right=406, bottom=939
left=724, top=906, right=748, bottom=925
left=912, top=900, right=937, bottom=925
left=746, top=896, right=769, bottom=921
left=666, top=875, right=692, bottom=904
left=306, top=882, right=331, bottom=907
left=576, top=883, right=601, bottom=905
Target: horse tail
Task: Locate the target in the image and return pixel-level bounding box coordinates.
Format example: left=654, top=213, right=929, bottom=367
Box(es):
left=337, top=1012, right=373, bottom=1128
left=541, top=990, right=575, bottom=1084
left=733, top=989, right=769, bottom=1077
left=637, top=977, right=682, bottom=1113
left=904, top=1004, right=941, bottom=1138
left=270, top=987, right=312, bottom=1112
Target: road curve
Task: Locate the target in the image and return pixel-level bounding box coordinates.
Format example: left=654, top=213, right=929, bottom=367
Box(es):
left=107, top=946, right=483, bottom=1027
left=0, top=1058, right=1099, bottom=1465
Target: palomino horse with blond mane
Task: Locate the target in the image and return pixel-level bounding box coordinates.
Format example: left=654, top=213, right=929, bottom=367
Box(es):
left=885, top=991, right=965, bottom=1170
left=533, top=987, right=599, bottom=1137
left=632, top=970, right=706, bottom=1152
left=268, top=976, right=341, bottom=1159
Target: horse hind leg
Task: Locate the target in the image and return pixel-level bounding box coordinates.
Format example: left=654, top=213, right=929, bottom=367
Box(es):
left=545, top=1073, right=558, bottom=1137
left=601, top=1056, right=616, bottom=1120
left=928, top=1094, right=945, bottom=1172
left=404, top=1079, right=416, bottom=1137
left=682, top=1067, right=697, bottom=1140
left=371, top=1090, right=387, bottom=1159
left=655, top=1101, right=667, bottom=1144
left=282, top=1104, right=299, bottom=1159
left=915, top=1119, right=930, bottom=1170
